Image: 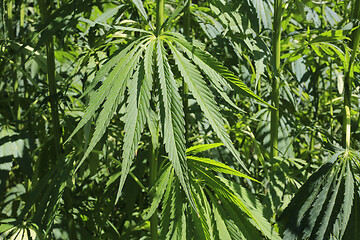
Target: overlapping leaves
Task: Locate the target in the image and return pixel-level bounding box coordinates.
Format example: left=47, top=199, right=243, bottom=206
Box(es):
left=280, top=150, right=360, bottom=240
left=68, top=31, right=266, bottom=205
left=143, top=143, right=281, bottom=239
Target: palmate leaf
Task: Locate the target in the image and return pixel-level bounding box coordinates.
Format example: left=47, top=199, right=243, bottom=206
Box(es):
left=211, top=201, right=233, bottom=240
left=167, top=41, right=249, bottom=172
left=281, top=150, right=356, bottom=240
left=143, top=164, right=172, bottom=220
left=169, top=30, right=242, bottom=111
left=77, top=42, right=148, bottom=172
left=182, top=44, right=244, bottom=112
left=188, top=156, right=258, bottom=183
left=66, top=37, right=149, bottom=144
left=117, top=38, right=155, bottom=203
left=80, top=38, right=146, bottom=98
left=159, top=170, right=174, bottom=239
left=67, top=36, right=152, bottom=172
left=220, top=178, right=281, bottom=240
left=160, top=178, right=187, bottom=240
left=191, top=164, right=281, bottom=239
left=280, top=153, right=340, bottom=238
left=208, top=188, right=260, bottom=240
left=165, top=32, right=272, bottom=108
left=186, top=143, right=223, bottom=155
left=191, top=181, right=215, bottom=240
left=78, top=17, right=151, bottom=34
left=152, top=143, right=275, bottom=239
left=156, top=39, right=195, bottom=210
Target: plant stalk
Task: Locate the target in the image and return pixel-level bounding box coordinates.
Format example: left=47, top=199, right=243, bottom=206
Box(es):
left=343, top=0, right=360, bottom=150
left=6, top=0, right=14, bottom=40
left=156, top=0, right=165, bottom=36
left=270, top=0, right=283, bottom=158
left=183, top=0, right=191, bottom=144
left=40, top=0, right=62, bottom=159
left=184, top=0, right=191, bottom=36
left=150, top=1, right=165, bottom=238
left=150, top=139, right=159, bottom=240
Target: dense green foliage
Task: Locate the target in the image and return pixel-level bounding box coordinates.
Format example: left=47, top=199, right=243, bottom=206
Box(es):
left=1, top=0, right=360, bottom=239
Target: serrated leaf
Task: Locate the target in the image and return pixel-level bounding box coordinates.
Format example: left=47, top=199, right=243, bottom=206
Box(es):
left=186, top=143, right=223, bottom=155
left=143, top=164, right=172, bottom=220
left=165, top=32, right=273, bottom=109
left=221, top=178, right=281, bottom=240
left=281, top=151, right=358, bottom=240
left=191, top=181, right=213, bottom=240
left=159, top=169, right=174, bottom=239
left=193, top=164, right=281, bottom=239
left=207, top=184, right=261, bottom=240
left=281, top=153, right=340, bottom=240
left=156, top=39, right=195, bottom=210
left=188, top=156, right=258, bottom=183
left=130, top=0, right=154, bottom=30
left=167, top=41, right=249, bottom=172
left=117, top=39, right=155, bottom=203
left=80, top=38, right=145, bottom=98
left=302, top=171, right=335, bottom=239
left=161, top=0, right=189, bottom=32
left=66, top=37, right=149, bottom=144
left=339, top=160, right=354, bottom=238
left=212, top=202, right=233, bottom=240
left=74, top=39, right=149, bottom=172
left=313, top=167, right=343, bottom=240
left=162, top=179, right=187, bottom=240
left=180, top=41, right=243, bottom=112
left=192, top=165, right=264, bottom=233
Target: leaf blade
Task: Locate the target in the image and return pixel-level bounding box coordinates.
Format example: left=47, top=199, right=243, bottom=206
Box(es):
left=156, top=39, right=195, bottom=210
left=168, top=41, right=249, bottom=172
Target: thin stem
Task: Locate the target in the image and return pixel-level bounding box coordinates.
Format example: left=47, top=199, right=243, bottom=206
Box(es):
left=343, top=0, right=360, bottom=150
left=330, top=62, right=334, bottom=138
left=355, top=193, right=358, bottom=239
left=46, top=38, right=62, bottom=156
left=40, top=0, right=62, bottom=159
left=6, top=0, right=14, bottom=40
left=184, top=0, right=191, bottom=36
left=150, top=139, right=159, bottom=240
left=309, top=62, right=321, bottom=164
left=183, top=0, right=191, bottom=144
left=271, top=0, right=283, bottom=158
left=156, top=0, right=165, bottom=35
left=149, top=1, right=165, bottom=238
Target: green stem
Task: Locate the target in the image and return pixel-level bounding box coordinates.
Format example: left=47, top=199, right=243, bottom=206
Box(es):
left=20, top=0, right=25, bottom=28
left=40, top=0, right=62, bottom=159
left=184, top=0, right=191, bottom=36
left=343, top=79, right=351, bottom=150
left=355, top=192, right=358, bottom=239
left=149, top=112, right=160, bottom=239
left=7, top=1, right=20, bottom=127
left=6, top=0, right=14, bottom=40
left=149, top=2, right=165, bottom=239
left=330, top=62, right=334, bottom=138
left=150, top=139, right=159, bottom=240
left=343, top=0, right=360, bottom=150
left=46, top=36, right=62, bottom=157
left=183, top=0, right=191, bottom=145
left=270, top=0, right=283, bottom=158
left=309, top=62, right=321, bottom=163
left=156, top=0, right=165, bottom=36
